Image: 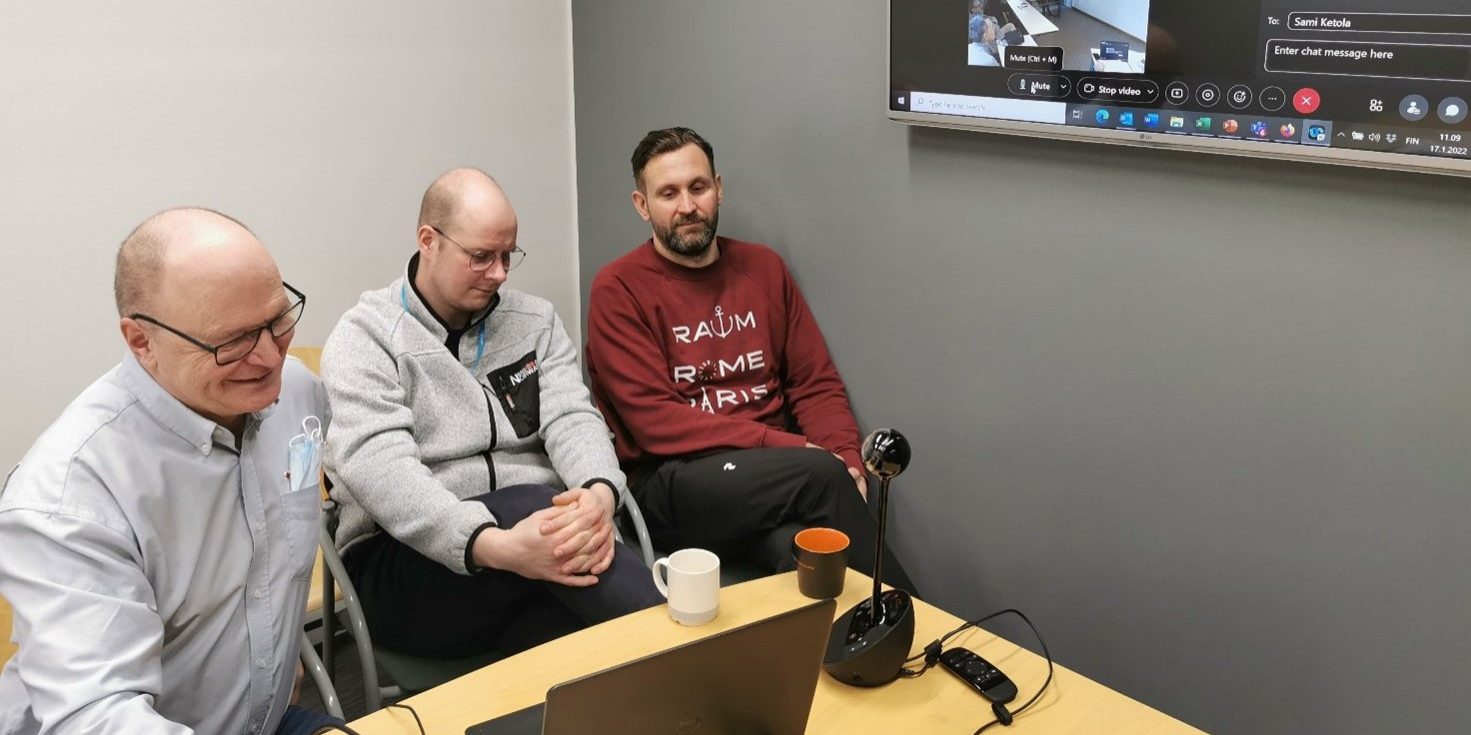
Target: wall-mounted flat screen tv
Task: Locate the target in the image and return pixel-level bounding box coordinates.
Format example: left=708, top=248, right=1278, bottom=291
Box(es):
left=890, top=1, right=1471, bottom=177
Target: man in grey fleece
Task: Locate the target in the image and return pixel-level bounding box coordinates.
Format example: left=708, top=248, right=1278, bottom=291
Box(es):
left=321, top=168, right=661, bottom=659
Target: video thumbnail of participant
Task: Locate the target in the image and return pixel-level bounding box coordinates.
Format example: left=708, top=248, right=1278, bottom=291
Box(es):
left=967, top=0, right=1151, bottom=73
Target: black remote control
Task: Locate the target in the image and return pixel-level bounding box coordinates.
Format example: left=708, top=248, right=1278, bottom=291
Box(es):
left=939, top=647, right=1018, bottom=704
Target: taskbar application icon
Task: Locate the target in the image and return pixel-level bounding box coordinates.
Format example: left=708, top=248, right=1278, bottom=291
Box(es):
left=1302, top=120, right=1332, bottom=146
left=1231, top=117, right=1320, bottom=146
left=1081, top=107, right=1146, bottom=130
left=1067, top=103, right=1328, bottom=149
left=1068, top=106, right=1325, bottom=151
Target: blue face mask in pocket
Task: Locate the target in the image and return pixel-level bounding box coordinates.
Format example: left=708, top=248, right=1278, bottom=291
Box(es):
left=286, top=415, right=323, bottom=495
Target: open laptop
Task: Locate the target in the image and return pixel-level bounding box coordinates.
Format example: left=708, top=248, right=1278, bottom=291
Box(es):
left=467, top=598, right=836, bottom=735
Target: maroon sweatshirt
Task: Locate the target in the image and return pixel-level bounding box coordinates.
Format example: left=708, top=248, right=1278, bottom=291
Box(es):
left=586, top=237, right=863, bottom=474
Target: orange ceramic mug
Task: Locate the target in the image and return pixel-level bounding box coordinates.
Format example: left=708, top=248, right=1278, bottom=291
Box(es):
left=793, top=527, right=850, bottom=599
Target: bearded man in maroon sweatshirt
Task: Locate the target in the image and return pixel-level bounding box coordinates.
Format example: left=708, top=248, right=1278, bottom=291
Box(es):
left=586, top=127, right=915, bottom=593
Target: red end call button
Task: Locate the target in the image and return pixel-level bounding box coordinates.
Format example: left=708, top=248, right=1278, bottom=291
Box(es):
left=1293, top=87, right=1321, bottom=114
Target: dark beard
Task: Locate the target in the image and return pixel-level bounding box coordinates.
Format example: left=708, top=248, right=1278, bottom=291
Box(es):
left=654, top=211, right=719, bottom=258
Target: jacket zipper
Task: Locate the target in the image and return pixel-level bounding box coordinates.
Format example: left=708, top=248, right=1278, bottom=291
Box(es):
left=481, top=384, right=498, bottom=491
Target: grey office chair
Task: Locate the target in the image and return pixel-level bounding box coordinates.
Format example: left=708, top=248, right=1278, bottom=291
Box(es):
left=315, top=501, right=506, bottom=712
left=316, top=488, right=659, bottom=713
left=299, top=631, right=344, bottom=720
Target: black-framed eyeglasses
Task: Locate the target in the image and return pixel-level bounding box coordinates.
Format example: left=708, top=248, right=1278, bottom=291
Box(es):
left=131, top=282, right=306, bottom=366
left=431, top=225, right=526, bottom=273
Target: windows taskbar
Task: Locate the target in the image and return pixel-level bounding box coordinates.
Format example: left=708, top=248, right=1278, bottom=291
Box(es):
left=893, top=91, right=1470, bottom=161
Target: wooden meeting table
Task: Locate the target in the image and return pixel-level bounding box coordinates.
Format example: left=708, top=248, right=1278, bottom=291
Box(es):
left=347, top=569, right=1205, bottom=734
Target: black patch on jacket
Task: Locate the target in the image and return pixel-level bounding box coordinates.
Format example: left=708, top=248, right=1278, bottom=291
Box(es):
left=488, top=350, right=542, bottom=438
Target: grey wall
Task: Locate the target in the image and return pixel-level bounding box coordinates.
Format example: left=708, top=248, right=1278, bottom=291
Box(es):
left=572, top=2, right=1471, bottom=733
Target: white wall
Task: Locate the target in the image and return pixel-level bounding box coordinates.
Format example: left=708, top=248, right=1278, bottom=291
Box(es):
left=1071, top=0, right=1150, bottom=42
left=0, top=1, right=579, bottom=466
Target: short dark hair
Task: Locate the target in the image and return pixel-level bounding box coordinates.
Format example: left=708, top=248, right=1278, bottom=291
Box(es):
left=631, top=127, right=714, bottom=188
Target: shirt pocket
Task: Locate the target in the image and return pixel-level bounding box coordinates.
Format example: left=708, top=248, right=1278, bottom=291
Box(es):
left=280, top=482, right=321, bottom=582
left=487, top=350, right=543, bottom=439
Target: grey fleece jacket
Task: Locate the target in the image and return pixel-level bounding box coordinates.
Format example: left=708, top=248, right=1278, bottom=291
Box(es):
left=321, top=256, right=626, bottom=574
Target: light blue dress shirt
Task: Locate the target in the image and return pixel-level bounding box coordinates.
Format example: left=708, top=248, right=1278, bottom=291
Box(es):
left=0, top=355, right=328, bottom=734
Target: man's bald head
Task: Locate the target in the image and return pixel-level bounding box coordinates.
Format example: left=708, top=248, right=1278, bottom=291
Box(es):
left=115, top=207, right=292, bottom=432
left=417, top=168, right=514, bottom=231
left=114, top=207, right=260, bottom=317
left=412, top=168, right=519, bottom=329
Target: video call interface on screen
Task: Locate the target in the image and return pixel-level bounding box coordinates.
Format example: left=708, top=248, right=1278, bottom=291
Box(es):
left=891, top=1, right=1471, bottom=162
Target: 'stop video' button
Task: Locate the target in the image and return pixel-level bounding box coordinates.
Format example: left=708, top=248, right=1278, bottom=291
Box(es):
left=1079, top=78, right=1160, bottom=105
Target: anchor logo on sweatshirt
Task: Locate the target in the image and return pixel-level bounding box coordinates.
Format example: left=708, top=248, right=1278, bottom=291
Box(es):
left=671, top=305, right=757, bottom=344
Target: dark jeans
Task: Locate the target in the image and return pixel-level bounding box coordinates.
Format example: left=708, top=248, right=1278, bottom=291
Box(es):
left=274, top=706, right=343, bottom=735
left=345, top=484, right=663, bottom=659
left=633, top=447, right=918, bottom=595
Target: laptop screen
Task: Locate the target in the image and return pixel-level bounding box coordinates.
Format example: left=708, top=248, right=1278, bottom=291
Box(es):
left=469, top=599, right=837, bottom=735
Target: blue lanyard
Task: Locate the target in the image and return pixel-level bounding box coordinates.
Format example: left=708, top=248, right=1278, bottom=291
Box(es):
left=402, top=282, right=486, bottom=376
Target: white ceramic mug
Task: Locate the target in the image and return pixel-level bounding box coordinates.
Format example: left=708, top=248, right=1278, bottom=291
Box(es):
left=651, top=548, right=720, bottom=625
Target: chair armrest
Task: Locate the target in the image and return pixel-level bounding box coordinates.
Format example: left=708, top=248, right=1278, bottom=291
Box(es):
left=299, top=631, right=343, bottom=720
left=318, top=505, right=384, bottom=713
left=616, top=489, right=656, bottom=568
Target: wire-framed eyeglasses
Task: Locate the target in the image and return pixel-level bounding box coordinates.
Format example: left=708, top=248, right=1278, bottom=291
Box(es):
left=432, top=226, right=525, bottom=273
left=130, top=282, right=306, bottom=366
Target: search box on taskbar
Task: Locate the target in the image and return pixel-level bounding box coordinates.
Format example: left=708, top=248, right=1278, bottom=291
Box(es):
left=909, top=93, right=1067, bottom=124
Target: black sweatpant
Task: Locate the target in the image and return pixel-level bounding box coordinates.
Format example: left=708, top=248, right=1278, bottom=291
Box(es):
left=344, top=484, right=663, bottom=659
left=632, top=447, right=917, bottom=595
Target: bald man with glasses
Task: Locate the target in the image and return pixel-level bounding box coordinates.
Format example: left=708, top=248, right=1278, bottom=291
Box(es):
left=320, top=168, right=659, bottom=663
left=0, top=208, right=338, bottom=734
